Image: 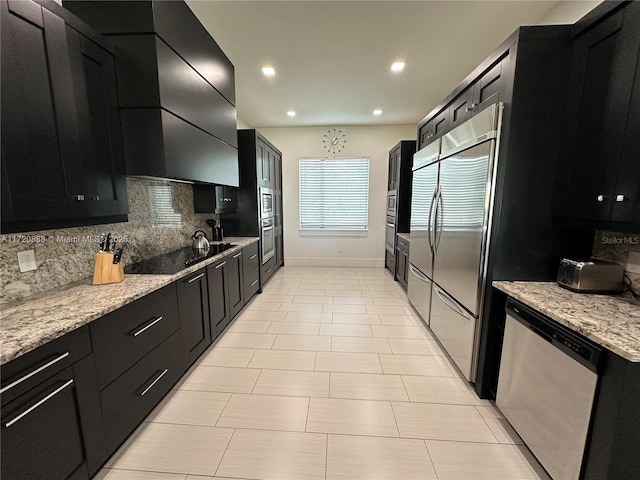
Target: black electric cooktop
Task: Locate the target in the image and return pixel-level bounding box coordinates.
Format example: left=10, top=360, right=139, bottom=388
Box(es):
left=125, top=244, right=236, bottom=275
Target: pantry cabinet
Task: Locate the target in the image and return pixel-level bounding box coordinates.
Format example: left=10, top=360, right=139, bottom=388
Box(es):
left=1, top=0, right=128, bottom=233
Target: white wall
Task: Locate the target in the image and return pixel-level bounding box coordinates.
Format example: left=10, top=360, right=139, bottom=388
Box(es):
left=258, top=125, right=416, bottom=267
left=535, top=0, right=602, bottom=25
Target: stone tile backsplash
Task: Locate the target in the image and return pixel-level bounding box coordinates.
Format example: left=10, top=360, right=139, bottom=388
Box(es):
left=1, top=178, right=218, bottom=304
left=592, top=230, right=640, bottom=293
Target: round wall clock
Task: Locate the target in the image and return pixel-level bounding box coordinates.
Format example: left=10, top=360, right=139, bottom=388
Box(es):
left=323, top=128, right=347, bottom=154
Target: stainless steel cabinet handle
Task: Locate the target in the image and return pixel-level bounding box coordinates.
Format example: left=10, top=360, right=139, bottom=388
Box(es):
left=233, top=252, right=242, bottom=258
left=92, top=195, right=100, bottom=201
left=5, top=379, right=74, bottom=428
left=409, top=264, right=431, bottom=283
left=0, top=352, right=70, bottom=395
left=138, top=369, right=168, bottom=396
left=131, top=316, right=163, bottom=337
left=249, top=254, right=258, bottom=260
left=186, top=273, right=205, bottom=283
left=615, top=194, right=626, bottom=202
left=250, top=280, right=258, bottom=287
left=215, top=261, right=227, bottom=269
left=74, top=194, right=85, bottom=201
left=434, top=286, right=474, bottom=322
left=596, top=195, right=606, bottom=202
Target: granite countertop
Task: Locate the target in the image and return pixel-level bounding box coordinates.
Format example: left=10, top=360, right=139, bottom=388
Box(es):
left=493, top=281, right=640, bottom=362
left=0, top=237, right=258, bottom=364
left=397, top=232, right=410, bottom=242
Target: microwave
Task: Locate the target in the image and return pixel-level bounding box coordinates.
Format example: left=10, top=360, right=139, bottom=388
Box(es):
left=387, top=190, right=397, bottom=216
left=260, top=187, right=274, bottom=218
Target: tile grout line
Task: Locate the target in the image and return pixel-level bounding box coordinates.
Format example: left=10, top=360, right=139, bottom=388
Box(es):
left=423, top=439, right=442, bottom=480
left=212, top=427, right=236, bottom=478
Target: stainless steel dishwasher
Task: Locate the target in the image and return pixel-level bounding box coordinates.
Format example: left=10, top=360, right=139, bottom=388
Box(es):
left=496, top=300, right=601, bottom=480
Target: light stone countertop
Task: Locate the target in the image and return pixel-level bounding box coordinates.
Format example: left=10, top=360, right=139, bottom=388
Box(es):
left=397, top=232, right=410, bottom=242
left=0, top=237, right=258, bottom=364
left=493, top=281, right=640, bottom=362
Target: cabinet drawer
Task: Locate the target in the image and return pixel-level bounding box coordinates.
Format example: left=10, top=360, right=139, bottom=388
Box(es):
left=90, top=284, right=180, bottom=390
left=385, top=251, right=396, bottom=272
left=244, top=267, right=260, bottom=300
left=243, top=242, right=259, bottom=274
left=261, top=256, right=277, bottom=284
left=100, top=331, right=183, bottom=453
left=1, top=367, right=88, bottom=480
left=1, top=326, right=91, bottom=405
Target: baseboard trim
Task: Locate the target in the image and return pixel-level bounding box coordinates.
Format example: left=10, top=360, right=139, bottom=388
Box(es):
left=284, top=257, right=384, bottom=268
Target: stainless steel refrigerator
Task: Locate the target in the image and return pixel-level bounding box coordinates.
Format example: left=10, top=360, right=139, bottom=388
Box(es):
left=408, top=103, right=502, bottom=382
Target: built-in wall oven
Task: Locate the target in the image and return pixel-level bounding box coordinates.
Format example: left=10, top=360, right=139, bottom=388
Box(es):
left=385, top=215, right=396, bottom=254
left=261, top=217, right=275, bottom=264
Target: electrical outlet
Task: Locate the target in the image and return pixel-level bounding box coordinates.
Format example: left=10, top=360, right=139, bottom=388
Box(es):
left=337, top=244, right=343, bottom=253
left=626, top=251, right=640, bottom=275
left=17, top=249, right=37, bottom=272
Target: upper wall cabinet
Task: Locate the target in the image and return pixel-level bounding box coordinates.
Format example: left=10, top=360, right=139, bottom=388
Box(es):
left=64, top=0, right=239, bottom=187
left=1, top=0, right=128, bottom=233
left=553, top=1, right=640, bottom=231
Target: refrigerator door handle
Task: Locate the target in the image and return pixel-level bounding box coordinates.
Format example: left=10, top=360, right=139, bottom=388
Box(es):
left=434, top=285, right=475, bottom=322
left=427, top=188, right=438, bottom=254
left=409, top=264, right=431, bottom=284
left=435, top=188, right=444, bottom=252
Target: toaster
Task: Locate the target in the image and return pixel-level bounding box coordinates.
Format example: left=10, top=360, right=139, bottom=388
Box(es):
left=557, top=258, right=624, bottom=293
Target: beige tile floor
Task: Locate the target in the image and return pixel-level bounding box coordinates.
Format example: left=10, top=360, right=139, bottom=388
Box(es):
left=96, top=266, right=550, bottom=480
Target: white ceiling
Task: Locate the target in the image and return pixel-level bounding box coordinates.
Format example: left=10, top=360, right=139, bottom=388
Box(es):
left=186, top=1, right=597, bottom=128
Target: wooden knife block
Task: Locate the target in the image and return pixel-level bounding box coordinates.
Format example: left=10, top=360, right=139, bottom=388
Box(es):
left=93, top=252, right=124, bottom=285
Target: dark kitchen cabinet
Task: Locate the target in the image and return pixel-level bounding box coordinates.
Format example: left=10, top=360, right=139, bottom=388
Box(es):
left=417, top=53, right=508, bottom=150
left=1, top=326, right=106, bottom=479
left=227, top=250, right=245, bottom=319
left=553, top=1, right=640, bottom=230
left=64, top=0, right=239, bottom=186
left=243, top=242, right=260, bottom=301
left=177, top=269, right=211, bottom=365
left=1, top=0, right=128, bottom=233
left=99, top=331, right=183, bottom=453
left=207, top=258, right=231, bottom=338
left=387, top=141, right=416, bottom=233
left=224, top=130, right=284, bottom=285
left=91, top=283, right=181, bottom=390
left=418, top=109, right=449, bottom=147
left=258, top=139, right=277, bottom=189
left=193, top=184, right=238, bottom=214
left=395, top=236, right=410, bottom=291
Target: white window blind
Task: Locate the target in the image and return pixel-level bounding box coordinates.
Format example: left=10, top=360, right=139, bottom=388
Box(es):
left=299, top=157, right=370, bottom=231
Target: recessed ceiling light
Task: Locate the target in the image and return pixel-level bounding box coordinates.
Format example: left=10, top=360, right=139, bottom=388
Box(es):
left=262, top=66, right=276, bottom=76
left=391, top=61, right=405, bottom=72
left=373, top=109, right=383, bottom=116
left=287, top=110, right=296, bottom=117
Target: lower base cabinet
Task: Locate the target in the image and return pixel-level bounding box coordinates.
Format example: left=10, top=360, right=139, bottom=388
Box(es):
left=395, top=237, right=410, bottom=290
left=1, top=327, right=106, bottom=479
left=1, top=241, right=261, bottom=479
left=177, top=269, right=211, bottom=365
left=228, top=250, right=244, bottom=319
left=99, top=331, right=184, bottom=453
